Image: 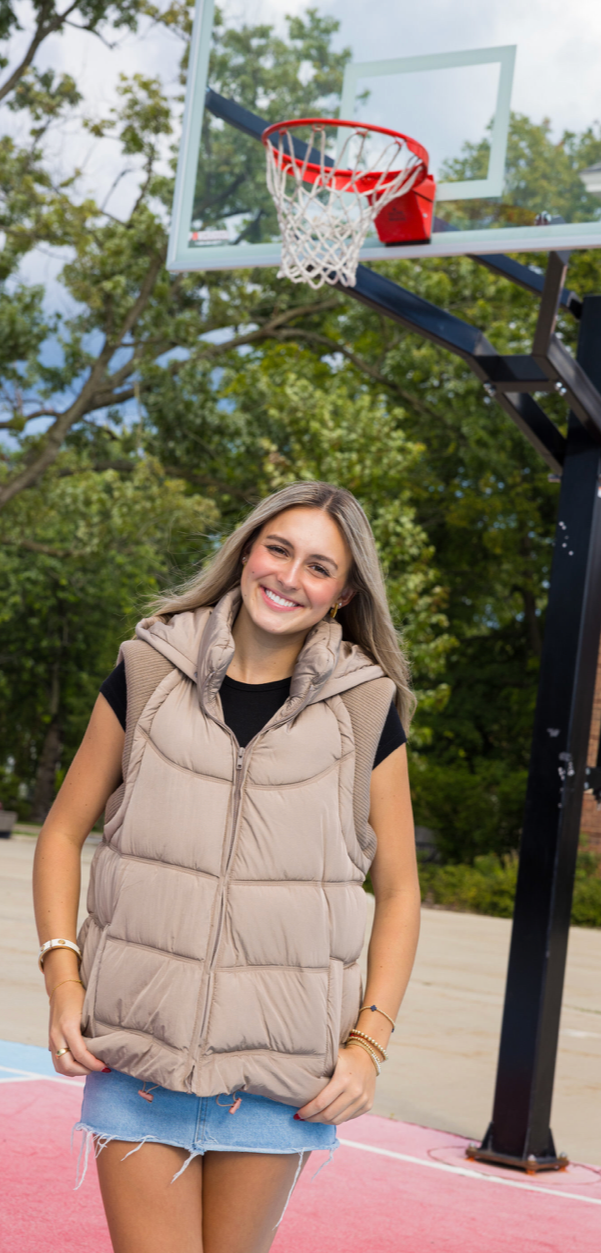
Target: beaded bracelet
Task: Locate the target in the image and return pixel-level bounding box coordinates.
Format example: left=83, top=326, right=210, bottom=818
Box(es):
left=348, top=1029, right=388, bottom=1061
left=359, top=1003, right=396, bottom=1032
left=345, top=1036, right=381, bottom=1076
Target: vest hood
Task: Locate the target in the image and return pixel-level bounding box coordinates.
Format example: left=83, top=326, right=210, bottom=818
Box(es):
left=136, top=588, right=386, bottom=721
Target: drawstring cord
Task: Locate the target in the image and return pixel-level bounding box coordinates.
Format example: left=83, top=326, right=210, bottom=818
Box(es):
left=215, top=1092, right=243, bottom=1113
left=138, top=1083, right=160, bottom=1103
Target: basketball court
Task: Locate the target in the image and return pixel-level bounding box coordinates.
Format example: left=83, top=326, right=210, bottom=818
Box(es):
left=2, top=835, right=601, bottom=1252
left=1, top=1039, right=600, bottom=1253
left=4, top=3, right=601, bottom=1247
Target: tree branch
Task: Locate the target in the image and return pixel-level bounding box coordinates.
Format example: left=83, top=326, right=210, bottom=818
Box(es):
left=130, top=160, right=155, bottom=220
left=233, top=208, right=265, bottom=246
left=87, top=298, right=342, bottom=408
left=118, top=249, right=167, bottom=342
left=0, top=363, right=111, bottom=508
left=0, top=535, right=75, bottom=558
left=54, top=458, right=252, bottom=500
left=272, top=327, right=447, bottom=422
left=0, top=250, right=166, bottom=507
left=0, top=286, right=343, bottom=504
left=262, top=296, right=341, bottom=327
left=63, top=19, right=117, bottom=48
left=194, top=171, right=248, bottom=219
left=0, top=408, right=59, bottom=430
left=0, top=0, right=81, bottom=104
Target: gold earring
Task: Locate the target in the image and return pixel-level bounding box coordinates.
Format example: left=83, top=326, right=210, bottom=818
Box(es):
left=330, top=602, right=340, bottom=619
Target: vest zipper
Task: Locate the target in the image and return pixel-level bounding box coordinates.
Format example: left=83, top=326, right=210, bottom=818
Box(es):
left=186, top=737, right=248, bottom=1086
left=185, top=685, right=317, bottom=1089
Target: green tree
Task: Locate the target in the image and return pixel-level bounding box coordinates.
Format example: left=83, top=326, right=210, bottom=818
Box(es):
left=440, top=112, right=601, bottom=227
left=0, top=4, right=353, bottom=507
left=213, top=344, right=451, bottom=679
left=139, top=335, right=452, bottom=687
left=0, top=443, right=216, bottom=817
left=0, top=0, right=142, bottom=101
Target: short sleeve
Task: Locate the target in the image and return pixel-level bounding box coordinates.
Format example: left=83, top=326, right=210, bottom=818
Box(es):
left=100, top=660, right=127, bottom=731
left=372, top=699, right=406, bottom=770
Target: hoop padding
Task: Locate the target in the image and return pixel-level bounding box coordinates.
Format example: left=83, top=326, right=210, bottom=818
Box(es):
left=263, top=119, right=428, bottom=290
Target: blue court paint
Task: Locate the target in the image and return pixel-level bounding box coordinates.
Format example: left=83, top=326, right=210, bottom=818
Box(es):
left=0, top=1037, right=56, bottom=1076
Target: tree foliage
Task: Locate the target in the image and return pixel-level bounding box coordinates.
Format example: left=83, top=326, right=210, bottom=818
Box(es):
left=0, top=4, right=356, bottom=507
left=191, top=6, right=350, bottom=239
left=0, top=441, right=216, bottom=817
left=441, top=112, right=601, bottom=228
left=418, top=845, right=601, bottom=928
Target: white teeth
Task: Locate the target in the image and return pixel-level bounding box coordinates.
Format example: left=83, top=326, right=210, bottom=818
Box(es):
left=264, top=588, right=298, bottom=609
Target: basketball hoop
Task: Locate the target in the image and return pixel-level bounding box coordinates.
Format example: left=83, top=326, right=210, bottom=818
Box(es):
left=262, top=118, right=430, bottom=290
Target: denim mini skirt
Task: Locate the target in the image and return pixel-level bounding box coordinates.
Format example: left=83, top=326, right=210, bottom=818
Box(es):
left=75, top=1068, right=338, bottom=1186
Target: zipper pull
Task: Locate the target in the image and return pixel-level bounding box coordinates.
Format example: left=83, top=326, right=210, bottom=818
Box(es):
left=236, top=747, right=244, bottom=770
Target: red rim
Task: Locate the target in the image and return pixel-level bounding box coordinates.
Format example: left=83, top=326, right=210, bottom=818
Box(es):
left=261, top=116, right=429, bottom=173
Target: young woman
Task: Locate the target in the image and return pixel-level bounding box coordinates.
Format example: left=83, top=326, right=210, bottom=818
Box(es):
left=33, top=481, right=420, bottom=1253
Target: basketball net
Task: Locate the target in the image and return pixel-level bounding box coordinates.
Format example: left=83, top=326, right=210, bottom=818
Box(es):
left=264, top=122, right=427, bottom=290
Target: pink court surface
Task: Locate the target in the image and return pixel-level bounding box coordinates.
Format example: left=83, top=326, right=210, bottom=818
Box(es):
left=1, top=1041, right=600, bottom=1253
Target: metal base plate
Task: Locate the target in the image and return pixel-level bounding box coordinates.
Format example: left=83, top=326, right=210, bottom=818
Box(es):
left=466, top=1143, right=569, bottom=1174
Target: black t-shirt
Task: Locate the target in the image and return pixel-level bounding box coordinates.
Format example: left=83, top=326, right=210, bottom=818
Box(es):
left=100, top=660, right=406, bottom=769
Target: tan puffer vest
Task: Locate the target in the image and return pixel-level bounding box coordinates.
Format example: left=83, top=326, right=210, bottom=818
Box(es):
left=79, top=588, right=395, bottom=1106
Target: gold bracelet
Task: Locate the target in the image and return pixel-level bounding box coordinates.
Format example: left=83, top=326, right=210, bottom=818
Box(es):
left=345, top=1036, right=381, bottom=1076
left=359, top=1003, right=396, bottom=1032
left=49, top=979, right=83, bottom=1002
left=348, top=1029, right=388, bottom=1060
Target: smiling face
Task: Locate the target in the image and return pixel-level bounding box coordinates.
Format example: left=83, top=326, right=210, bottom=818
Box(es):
left=239, top=507, right=355, bottom=639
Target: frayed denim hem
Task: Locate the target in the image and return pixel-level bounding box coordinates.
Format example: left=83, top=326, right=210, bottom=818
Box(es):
left=274, top=1149, right=305, bottom=1228
left=71, top=1123, right=337, bottom=1225
left=72, top=1124, right=164, bottom=1190
left=271, top=1145, right=334, bottom=1230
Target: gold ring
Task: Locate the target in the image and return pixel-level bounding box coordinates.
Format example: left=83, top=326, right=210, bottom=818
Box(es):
left=55, top=1047, right=70, bottom=1058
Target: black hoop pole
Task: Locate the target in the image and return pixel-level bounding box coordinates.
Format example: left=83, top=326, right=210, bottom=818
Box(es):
left=475, top=295, right=601, bottom=1165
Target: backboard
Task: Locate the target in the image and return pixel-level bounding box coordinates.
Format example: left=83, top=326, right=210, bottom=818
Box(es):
left=167, top=0, right=601, bottom=274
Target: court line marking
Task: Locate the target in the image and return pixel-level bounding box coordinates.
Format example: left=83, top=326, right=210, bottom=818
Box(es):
left=1, top=1063, right=598, bottom=1206
left=339, top=1140, right=601, bottom=1205
left=0, top=1064, right=85, bottom=1088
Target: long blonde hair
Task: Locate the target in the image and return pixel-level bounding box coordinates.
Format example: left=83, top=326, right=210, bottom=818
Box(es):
left=153, top=481, right=415, bottom=727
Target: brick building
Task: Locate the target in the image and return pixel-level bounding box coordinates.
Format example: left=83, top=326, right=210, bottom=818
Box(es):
left=580, top=650, right=601, bottom=855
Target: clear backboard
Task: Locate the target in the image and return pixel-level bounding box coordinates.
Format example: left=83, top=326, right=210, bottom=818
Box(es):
left=167, top=0, right=601, bottom=275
